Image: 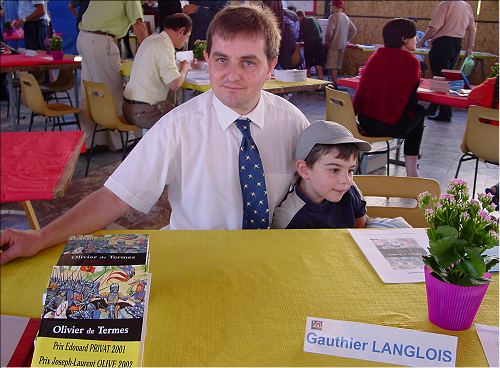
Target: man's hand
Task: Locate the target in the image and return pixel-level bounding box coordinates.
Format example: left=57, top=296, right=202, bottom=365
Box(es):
left=1, top=229, right=46, bottom=265
left=183, top=4, right=199, bottom=15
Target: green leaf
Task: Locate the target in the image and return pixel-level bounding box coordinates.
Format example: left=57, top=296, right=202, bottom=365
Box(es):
left=429, top=238, right=458, bottom=267
left=460, top=253, right=486, bottom=279
left=436, top=225, right=458, bottom=238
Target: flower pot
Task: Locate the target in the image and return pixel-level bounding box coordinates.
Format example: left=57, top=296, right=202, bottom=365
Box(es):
left=424, top=266, right=491, bottom=331
left=51, top=50, right=64, bottom=61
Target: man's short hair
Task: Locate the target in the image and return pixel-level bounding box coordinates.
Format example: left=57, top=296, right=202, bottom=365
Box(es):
left=383, top=18, right=416, bottom=48
left=206, top=4, right=281, bottom=61
left=163, top=13, right=192, bottom=34
left=296, top=9, right=305, bottom=18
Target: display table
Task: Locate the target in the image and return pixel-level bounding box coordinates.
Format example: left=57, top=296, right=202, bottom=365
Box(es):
left=0, top=53, right=81, bottom=129
left=1, top=229, right=497, bottom=366
left=0, top=131, right=85, bottom=229
left=337, top=76, right=471, bottom=109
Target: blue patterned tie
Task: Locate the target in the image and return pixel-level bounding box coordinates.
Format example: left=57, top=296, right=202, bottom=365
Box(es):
left=235, top=118, right=270, bottom=229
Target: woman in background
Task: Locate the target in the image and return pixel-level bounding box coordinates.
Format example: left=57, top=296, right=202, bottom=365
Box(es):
left=353, top=18, right=424, bottom=177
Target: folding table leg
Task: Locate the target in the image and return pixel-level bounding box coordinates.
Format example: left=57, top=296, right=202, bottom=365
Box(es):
left=20, top=201, right=41, bottom=230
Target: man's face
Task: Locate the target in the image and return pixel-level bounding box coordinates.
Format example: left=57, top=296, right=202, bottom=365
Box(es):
left=205, top=33, right=277, bottom=115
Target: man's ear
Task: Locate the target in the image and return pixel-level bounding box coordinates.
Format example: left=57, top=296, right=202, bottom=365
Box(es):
left=267, top=57, right=278, bottom=79
left=296, top=160, right=310, bottom=180
left=203, top=49, right=209, bottom=62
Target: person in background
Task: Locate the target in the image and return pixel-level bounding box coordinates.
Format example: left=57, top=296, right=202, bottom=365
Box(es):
left=296, top=9, right=324, bottom=80
left=353, top=18, right=424, bottom=177
left=0, top=4, right=309, bottom=265
left=279, top=6, right=300, bottom=69
left=407, top=16, right=428, bottom=76
left=158, top=0, right=181, bottom=26
left=122, top=13, right=192, bottom=129
left=417, top=0, right=476, bottom=122
left=272, top=120, right=371, bottom=229
left=12, top=0, right=49, bottom=50
left=325, top=0, right=356, bottom=86
left=468, top=74, right=499, bottom=209
left=68, top=0, right=89, bottom=28
left=76, top=1, right=148, bottom=151
left=182, top=0, right=227, bottom=50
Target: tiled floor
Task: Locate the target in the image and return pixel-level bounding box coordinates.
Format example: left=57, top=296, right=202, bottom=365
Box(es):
left=1, top=82, right=498, bottom=230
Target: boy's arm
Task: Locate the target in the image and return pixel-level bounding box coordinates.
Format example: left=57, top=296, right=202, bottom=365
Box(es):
left=1, top=187, right=131, bottom=265
left=355, top=214, right=368, bottom=228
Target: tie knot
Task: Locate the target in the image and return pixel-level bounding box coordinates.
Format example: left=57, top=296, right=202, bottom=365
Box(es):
left=235, top=118, right=252, bottom=139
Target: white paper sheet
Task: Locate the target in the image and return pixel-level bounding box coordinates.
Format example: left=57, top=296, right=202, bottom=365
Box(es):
left=475, top=324, right=499, bottom=367
left=348, top=229, right=429, bottom=283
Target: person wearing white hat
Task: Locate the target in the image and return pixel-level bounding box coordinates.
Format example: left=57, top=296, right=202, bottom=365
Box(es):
left=272, top=120, right=372, bottom=229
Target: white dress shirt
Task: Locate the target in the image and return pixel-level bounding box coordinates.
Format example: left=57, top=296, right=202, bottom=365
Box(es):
left=104, top=90, right=309, bottom=229
left=123, top=31, right=180, bottom=104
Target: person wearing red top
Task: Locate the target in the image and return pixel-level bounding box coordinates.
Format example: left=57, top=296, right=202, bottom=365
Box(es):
left=467, top=76, right=499, bottom=126
left=353, top=18, right=424, bottom=177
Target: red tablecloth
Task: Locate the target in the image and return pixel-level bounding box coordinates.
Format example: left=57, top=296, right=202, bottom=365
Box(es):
left=337, top=76, right=471, bottom=109
left=0, top=131, right=84, bottom=203
left=0, top=53, right=78, bottom=68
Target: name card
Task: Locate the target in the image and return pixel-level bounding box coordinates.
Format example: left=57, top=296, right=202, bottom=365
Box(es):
left=304, top=317, right=457, bottom=367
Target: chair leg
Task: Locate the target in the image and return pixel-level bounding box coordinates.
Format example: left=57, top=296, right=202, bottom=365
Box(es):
left=16, top=87, right=21, bottom=127
left=66, top=91, right=73, bottom=107
left=120, top=132, right=127, bottom=161
left=472, top=158, right=479, bottom=198
left=74, top=113, right=81, bottom=130
left=28, top=112, right=35, bottom=132
left=85, top=124, right=99, bottom=177
left=385, top=141, right=390, bottom=176
left=454, top=154, right=467, bottom=178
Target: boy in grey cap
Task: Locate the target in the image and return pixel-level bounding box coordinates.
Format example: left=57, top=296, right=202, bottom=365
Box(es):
left=272, top=120, right=372, bottom=229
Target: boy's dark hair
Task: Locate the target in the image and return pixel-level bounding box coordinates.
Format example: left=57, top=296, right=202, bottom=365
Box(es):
left=163, top=13, right=192, bottom=34
left=287, top=5, right=297, bottom=12
left=304, top=143, right=359, bottom=167
left=206, top=4, right=281, bottom=61
left=383, top=18, right=416, bottom=49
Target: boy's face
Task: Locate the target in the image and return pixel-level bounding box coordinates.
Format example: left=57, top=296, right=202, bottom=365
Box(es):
left=297, top=149, right=357, bottom=204
left=205, top=33, right=277, bottom=115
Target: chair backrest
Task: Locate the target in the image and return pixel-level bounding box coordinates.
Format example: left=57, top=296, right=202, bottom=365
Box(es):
left=19, top=72, right=48, bottom=115
left=325, top=85, right=359, bottom=132
left=51, top=67, right=74, bottom=90
left=83, top=80, right=128, bottom=131
left=354, top=175, right=441, bottom=228
left=461, top=105, right=499, bottom=164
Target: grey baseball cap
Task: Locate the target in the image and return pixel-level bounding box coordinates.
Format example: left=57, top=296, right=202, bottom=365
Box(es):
left=295, top=120, right=372, bottom=160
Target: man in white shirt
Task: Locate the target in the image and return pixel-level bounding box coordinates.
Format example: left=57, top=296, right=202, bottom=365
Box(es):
left=0, top=4, right=309, bottom=264
left=122, top=13, right=192, bottom=129
left=13, top=0, right=50, bottom=50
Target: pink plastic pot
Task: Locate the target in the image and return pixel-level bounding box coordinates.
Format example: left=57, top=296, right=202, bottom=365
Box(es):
left=51, top=50, right=64, bottom=61
left=424, top=266, right=491, bottom=331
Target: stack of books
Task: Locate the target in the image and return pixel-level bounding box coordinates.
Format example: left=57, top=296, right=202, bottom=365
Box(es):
left=428, top=76, right=464, bottom=92
left=32, top=234, right=151, bottom=367
left=273, top=69, right=307, bottom=82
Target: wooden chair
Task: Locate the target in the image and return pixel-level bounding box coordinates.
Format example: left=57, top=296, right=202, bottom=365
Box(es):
left=454, top=105, right=499, bottom=196
left=18, top=72, right=81, bottom=131
left=325, top=86, right=397, bottom=175
left=354, top=175, right=441, bottom=228
left=83, top=80, right=142, bottom=176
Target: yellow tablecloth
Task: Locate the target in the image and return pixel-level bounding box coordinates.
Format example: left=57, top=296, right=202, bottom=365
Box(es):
left=1, top=229, right=497, bottom=366
left=119, top=60, right=330, bottom=94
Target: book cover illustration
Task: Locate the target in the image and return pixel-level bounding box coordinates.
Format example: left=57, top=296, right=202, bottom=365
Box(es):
left=39, top=265, right=150, bottom=341
left=57, top=234, right=149, bottom=266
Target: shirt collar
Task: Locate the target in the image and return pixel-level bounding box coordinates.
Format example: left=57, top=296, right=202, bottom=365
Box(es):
left=213, top=91, right=266, bottom=131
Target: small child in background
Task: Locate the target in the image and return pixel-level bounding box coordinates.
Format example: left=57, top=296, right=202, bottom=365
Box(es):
left=272, top=120, right=372, bottom=229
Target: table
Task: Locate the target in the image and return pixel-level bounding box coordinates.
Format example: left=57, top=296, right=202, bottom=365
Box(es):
left=346, top=43, right=498, bottom=80
left=1, top=229, right=497, bottom=366
left=337, top=76, right=471, bottom=109
left=119, top=60, right=331, bottom=95
left=0, top=52, right=81, bottom=129
left=0, top=131, right=85, bottom=229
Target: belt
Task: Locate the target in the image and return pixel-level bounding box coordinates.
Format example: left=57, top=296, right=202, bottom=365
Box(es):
left=84, top=30, right=116, bottom=38
left=124, top=97, right=148, bottom=105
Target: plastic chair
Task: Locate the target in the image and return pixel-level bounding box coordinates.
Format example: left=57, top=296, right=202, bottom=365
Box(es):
left=18, top=72, right=81, bottom=132
left=40, top=67, right=75, bottom=106
left=83, top=80, right=142, bottom=176
left=354, top=175, right=441, bottom=228
left=454, top=105, right=499, bottom=196
left=325, top=86, right=397, bottom=175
